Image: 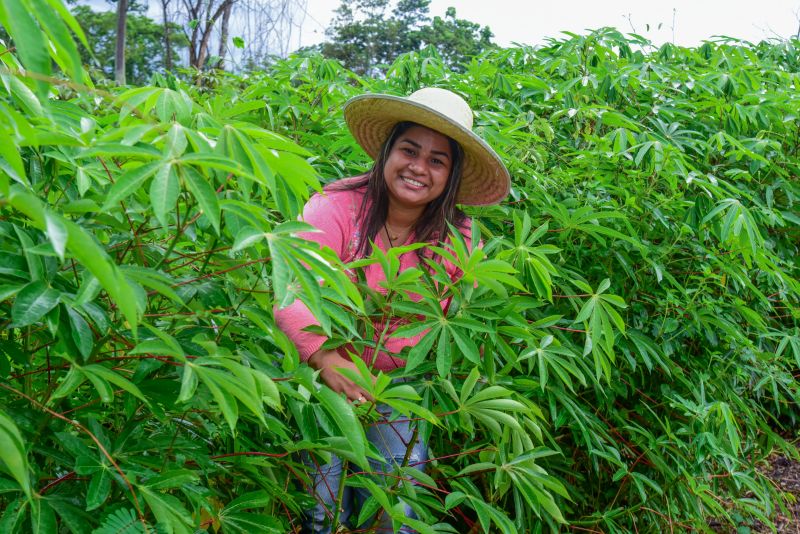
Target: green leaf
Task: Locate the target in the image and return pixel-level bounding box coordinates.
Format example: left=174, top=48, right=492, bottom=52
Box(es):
left=405, top=326, right=438, bottom=372
left=27, top=0, right=84, bottom=83
left=0, top=412, right=31, bottom=498
left=149, top=162, right=178, bottom=228
left=85, top=470, right=111, bottom=511
left=0, top=128, right=27, bottom=193
left=144, top=469, right=198, bottom=490
left=44, top=212, right=68, bottom=261
left=183, top=166, right=220, bottom=234
left=314, top=386, right=367, bottom=468
left=0, top=0, right=50, bottom=91
left=11, top=280, right=60, bottom=327
left=83, top=364, right=147, bottom=403
left=93, top=508, right=145, bottom=534
left=30, top=497, right=57, bottom=534
left=139, top=487, right=193, bottom=534
left=47, top=498, right=93, bottom=534
left=101, top=161, right=161, bottom=211
left=49, top=366, right=85, bottom=401
left=67, top=308, right=94, bottom=361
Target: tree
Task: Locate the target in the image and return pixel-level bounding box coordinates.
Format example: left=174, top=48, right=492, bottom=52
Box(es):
left=72, top=5, right=188, bottom=84
left=321, top=0, right=494, bottom=74
left=171, top=0, right=306, bottom=70
left=114, top=0, right=128, bottom=83
left=160, top=0, right=173, bottom=70
left=421, top=7, right=493, bottom=66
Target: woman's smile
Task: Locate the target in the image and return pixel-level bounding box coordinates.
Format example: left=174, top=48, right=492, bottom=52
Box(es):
left=383, top=125, right=453, bottom=212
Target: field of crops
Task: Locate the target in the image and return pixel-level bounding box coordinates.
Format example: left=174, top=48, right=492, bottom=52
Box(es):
left=1, top=3, right=799, bottom=532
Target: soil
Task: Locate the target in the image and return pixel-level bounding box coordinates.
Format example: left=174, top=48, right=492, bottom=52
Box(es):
left=707, top=454, right=800, bottom=533
left=751, top=455, right=800, bottom=533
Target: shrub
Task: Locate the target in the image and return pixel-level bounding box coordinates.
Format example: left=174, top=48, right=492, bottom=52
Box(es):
left=0, top=4, right=799, bottom=532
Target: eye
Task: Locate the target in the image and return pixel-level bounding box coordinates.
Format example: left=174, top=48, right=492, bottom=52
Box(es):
left=401, top=147, right=415, bottom=156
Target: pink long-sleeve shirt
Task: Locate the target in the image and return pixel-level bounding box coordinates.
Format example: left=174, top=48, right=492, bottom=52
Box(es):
left=273, top=180, right=471, bottom=371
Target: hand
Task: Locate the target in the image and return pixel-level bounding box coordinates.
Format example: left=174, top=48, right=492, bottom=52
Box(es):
left=307, top=349, right=375, bottom=404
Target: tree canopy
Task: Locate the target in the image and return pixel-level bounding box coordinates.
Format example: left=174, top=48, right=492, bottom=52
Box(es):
left=321, top=0, right=494, bottom=74
left=72, top=4, right=188, bottom=84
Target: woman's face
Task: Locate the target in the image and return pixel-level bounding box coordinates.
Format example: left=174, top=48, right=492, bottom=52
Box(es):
left=383, top=125, right=453, bottom=214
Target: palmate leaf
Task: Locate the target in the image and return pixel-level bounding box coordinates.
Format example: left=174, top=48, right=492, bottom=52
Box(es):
left=267, top=222, right=363, bottom=329
left=217, top=491, right=283, bottom=534
left=8, top=187, right=140, bottom=333
left=702, top=197, right=764, bottom=266
left=94, top=508, right=147, bottom=534
left=498, top=212, right=560, bottom=300
left=190, top=360, right=258, bottom=431
left=571, top=278, right=628, bottom=380
left=139, top=487, right=193, bottom=534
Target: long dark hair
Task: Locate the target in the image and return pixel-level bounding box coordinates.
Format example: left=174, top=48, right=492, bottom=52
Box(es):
left=331, top=121, right=467, bottom=258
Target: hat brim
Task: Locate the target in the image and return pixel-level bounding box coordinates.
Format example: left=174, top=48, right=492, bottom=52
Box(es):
left=343, top=94, right=510, bottom=206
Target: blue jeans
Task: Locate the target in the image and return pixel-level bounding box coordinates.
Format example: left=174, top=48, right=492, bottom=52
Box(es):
left=301, top=406, right=427, bottom=533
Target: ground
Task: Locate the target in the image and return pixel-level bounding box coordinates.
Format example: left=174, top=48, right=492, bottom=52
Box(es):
left=753, top=455, right=800, bottom=533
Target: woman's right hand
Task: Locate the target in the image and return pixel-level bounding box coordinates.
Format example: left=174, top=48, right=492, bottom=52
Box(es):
left=307, top=349, right=375, bottom=403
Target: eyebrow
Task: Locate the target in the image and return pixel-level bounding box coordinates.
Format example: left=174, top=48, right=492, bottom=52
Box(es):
left=398, top=138, right=451, bottom=160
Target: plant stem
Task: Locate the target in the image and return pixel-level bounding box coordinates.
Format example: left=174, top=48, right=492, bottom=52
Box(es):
left=330, top=459, right=349, bottom=531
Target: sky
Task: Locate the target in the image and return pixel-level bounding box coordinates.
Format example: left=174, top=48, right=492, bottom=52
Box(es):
left=294, top=0, right=800, bottom=50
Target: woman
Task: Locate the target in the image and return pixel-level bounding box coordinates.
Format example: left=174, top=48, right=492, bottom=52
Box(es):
left=275, top=87, right=510, bottom=532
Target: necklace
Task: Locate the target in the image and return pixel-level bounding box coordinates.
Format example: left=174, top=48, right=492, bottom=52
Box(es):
left=383, top=221, right=412, bottom=247
left=383, top=221, right=397, bottom=248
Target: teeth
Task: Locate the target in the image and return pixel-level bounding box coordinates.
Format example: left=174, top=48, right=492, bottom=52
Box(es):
left=402, top=177, right=425, bottom=187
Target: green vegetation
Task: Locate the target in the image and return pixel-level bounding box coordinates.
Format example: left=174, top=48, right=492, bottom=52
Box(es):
left=0, top=0, right=799, bottom=531
left=320, top=0, right=494, bottom=74
left=72, top=4, right=187, bottom=85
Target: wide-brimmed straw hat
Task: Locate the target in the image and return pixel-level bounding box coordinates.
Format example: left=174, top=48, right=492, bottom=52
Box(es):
left=343, top=87, right=510, bottom=206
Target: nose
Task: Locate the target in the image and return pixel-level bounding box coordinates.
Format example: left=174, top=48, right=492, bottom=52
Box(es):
left=408, top=159, right=426, bottom=175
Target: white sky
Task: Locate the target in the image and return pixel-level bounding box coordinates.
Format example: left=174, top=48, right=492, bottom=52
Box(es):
left=295, top=0, right=800, bottom=50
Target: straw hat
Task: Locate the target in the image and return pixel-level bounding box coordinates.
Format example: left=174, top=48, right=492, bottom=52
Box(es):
left=343, top=88, right=510, bottom=206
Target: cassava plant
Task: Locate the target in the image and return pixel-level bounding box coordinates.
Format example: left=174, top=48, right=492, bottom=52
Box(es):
left=0, top=1, right=799, bottom=532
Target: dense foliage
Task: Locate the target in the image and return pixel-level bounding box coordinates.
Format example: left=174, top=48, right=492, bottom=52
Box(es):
left=72, top=4, right=188, bottom=85
left=0, top=0, right=799, bottom=531
left=320, top=0, right=494, bottom=74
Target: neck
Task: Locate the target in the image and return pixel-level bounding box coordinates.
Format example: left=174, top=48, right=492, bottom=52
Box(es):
left=385, top=203, right=422, bottom=231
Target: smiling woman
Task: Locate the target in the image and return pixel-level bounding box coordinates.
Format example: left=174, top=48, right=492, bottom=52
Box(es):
left=273, top=87, right=510, bottom=532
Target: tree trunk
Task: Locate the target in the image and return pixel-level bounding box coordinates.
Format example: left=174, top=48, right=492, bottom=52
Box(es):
left=161, top=0, right=172, bottom=70
left=217, top=2, right=233, bottom=69
left=115, top=0, right=128, bottom=84
left=196, top=0, right=233, bottom=69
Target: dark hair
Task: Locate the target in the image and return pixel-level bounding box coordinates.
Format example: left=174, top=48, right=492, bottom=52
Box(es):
left=331, top=121, right=466, bottom=258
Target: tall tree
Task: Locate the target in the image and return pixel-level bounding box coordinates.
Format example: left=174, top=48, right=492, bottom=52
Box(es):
left=160, top=0, right=173, bottom=70
left=321, top=0, right=494, bottom=74
left=73, top=5, right=188, bottom=84
left=180, top=0, right=234, bottom=68
left=420, top=7, right=493, bottom=66
left=114, top=0, right=128, bottom=83
left=173, top=0, right=305, bottom=70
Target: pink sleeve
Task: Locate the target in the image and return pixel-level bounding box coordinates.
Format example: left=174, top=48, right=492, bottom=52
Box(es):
left=273, top=191, right=351, bottom=361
